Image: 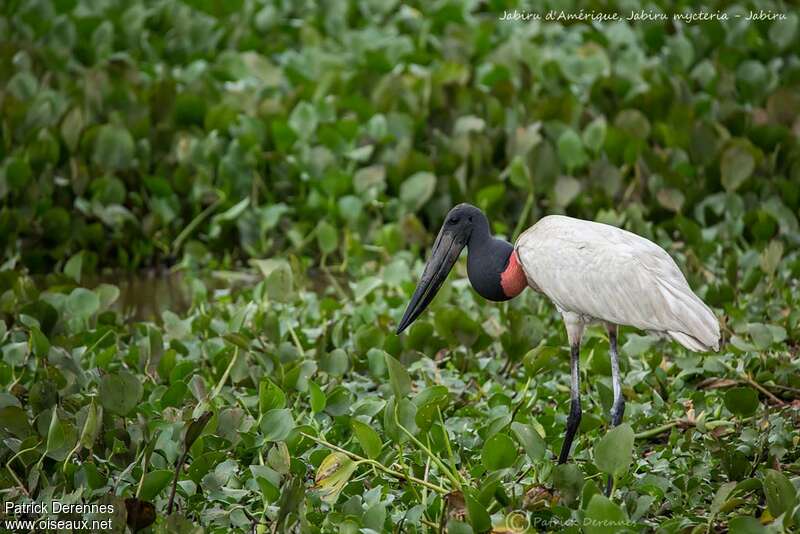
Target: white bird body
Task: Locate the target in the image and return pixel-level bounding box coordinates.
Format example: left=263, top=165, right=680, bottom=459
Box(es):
left=515, top=215, right=720, bottom=352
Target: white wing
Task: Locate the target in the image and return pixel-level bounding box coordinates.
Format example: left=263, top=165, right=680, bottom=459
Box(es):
left=516, top=215, right=720, bottom=352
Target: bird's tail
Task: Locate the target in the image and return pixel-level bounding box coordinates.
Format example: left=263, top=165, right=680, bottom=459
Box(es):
left=665, top=290, right=721, bottom=352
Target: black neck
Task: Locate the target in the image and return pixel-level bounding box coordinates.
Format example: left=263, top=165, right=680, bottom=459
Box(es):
left=466, top=213, right=514, bottom=302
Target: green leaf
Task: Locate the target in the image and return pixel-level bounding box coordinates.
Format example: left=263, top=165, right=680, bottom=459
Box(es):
left=314, top=452, right=358, bottom=504
left=260, top=409, right=294, bottom=442
left=79, top=401, right=101, bottom=449
left=721, top=144, right=755, bottom=192
left=553, top=463, right=583, bottom=507
left=251, top=258, right=294, bottom=303
left=584, top=494, right=629, bottom=534
left=93, top=124, right=135, bottom=170
left=29, top=326, right=50, bottom=358
left=322, top=349, right=349, bottom=376
left=2, top=342, right=28, bottom=366
left=729, top=516, right=766, bottom=534
left=769, top=13, right=798, bottom=50
left=710, top=481, right=738, bottom=515
left=400, top=172, right=436, bottom=212
left=464, top=490, right=492, bottom=533
left=184, top=411, right=213, bottom=451
left=316, top=221, right=338, bottom=254
left=553, top=175, right=581, bottom=208
left=724, top=387, right=760, bottom=417
left=481, top=433, right=517, bottom=471
left=288, top=101, right=317, bottom=140
left=594, top=423, right=635, bottom=476
left=510, top=422, right=545, bottom=461
left=759, top=240, right=783, bottom=276
left=259, top=379, right=286, bottom=414
left=139, top=470, right=173, bottom=501
left=763, top=469, right=796, bottom=518
left=523, top=345, right=561, bottom=375
left=308, top=381, right=326, bottom=413
left=64, top=252, right=83, bottom=283
left=66, top=288, right=100, bottom=320
left=351, top=419, right=382, bottom=459
left=99, top=371, right=143, bottom=416
left=557, top=129, right=588, bottom=170
left=385, top=353, right=411, bottom=398
left=582, top=116, right=607, bottom=153
left=267, top=442, right=291, bottom=475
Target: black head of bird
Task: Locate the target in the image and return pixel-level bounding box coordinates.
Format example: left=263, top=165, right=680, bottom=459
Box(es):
left=395, top=203, right=528, bottom=334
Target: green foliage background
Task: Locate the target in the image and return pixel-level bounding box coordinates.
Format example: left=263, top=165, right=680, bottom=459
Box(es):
left=1, top=0, right=799, bottom=533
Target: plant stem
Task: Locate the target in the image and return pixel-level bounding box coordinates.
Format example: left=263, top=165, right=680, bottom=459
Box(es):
left=167, top=450, right=188, bottom=515
left=742, top=375, right=784, bottom=405
left=211, top=347, right=239, bottom=399
left=634, top=420, right=683, bottom=440
left=394, top=405, right=462, bottom=490
left=512, top=192, right=534, bottom=242
left=301, top=433, right=449, bottom=495
left=172, top=193, right=226, bottom=255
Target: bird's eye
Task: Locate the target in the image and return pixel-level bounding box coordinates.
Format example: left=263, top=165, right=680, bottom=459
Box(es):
left=468, top=216, right=473, bottom=222
left=448, top=218, right=458, bottom=225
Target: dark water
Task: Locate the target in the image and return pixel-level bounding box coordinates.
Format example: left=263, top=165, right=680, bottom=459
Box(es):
left=60, top=270, right=193, bottom=322
left=97, top=270, right=191, bottom=322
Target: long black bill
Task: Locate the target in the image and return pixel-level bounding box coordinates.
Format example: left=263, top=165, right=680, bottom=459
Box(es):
left=396, top=226, right=466, bottom=334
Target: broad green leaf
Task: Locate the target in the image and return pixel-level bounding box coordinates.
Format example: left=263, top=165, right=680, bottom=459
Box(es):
left=553, top=464, right=583, bottom=507
left=351, top=419, right=382, bottom=459
left=314, top=452, right=358, bottom=504
left=260, top=409, right=294, bottom=442
left=721, top=144, right=755, bottom=192
left=594, top=423, right=635, bottom=476
left=557, top=129, right=588, bottom=170
left=724, top=387, right=759, bottom=417
left=139, top=470, right=173, bottom=501
left=184, top=411, right=213, bottom=451
left=93, top=124, right=135, bottom=170
left=385, top=353, right=411, bottom=398
left=288, top=101, right=317, bottom=140
left=2, top=342, right=28, bottom=366
left=64, top=252, right=83, bottom=283
left=464, top=490, right=492, bottom=533
left=316, top=221, right=338, bottom=254
left=99, top=371, right=143, bottom=416
left=267, top=442, right=291, bottom=475
left=66, top=288, right=100, bottom=320
left=259, top=379, right=286, bottom=414
left=400, top=172, right=436, bottom=212
left=79, top=401, right=101, bottom=449
left=481, top=433, right=517, bottom=470
left=729, top=516, right=766, bottom=534
left=523, top=345, right=561, bottom=375
left=309, top=381, right=326, bottom=413
left=510, top=422, right=545, bottom=461
left=763, top=469, right=796, bottom=518
left=582, top=116, right=607, bottom=153
left=584, top=494, right=629, bottom=534
left=710, top=481, right=738, bottom=515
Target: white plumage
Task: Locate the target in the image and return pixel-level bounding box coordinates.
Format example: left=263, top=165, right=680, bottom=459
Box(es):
left=516, top=215, right=720, bottom=352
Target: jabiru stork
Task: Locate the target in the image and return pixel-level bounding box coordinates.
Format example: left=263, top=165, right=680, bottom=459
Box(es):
left=396, top=203, right=720, bottom=494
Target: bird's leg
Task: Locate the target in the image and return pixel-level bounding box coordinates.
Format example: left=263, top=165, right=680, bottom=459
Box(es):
left=608, top=325, right=625, bottom=427
left=558, top=341, right=582, bottom=464
left=605, top=324, right=625, bottom=496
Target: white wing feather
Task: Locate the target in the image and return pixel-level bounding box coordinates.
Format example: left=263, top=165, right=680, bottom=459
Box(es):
left=516, top=215, right=720, bottom=352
